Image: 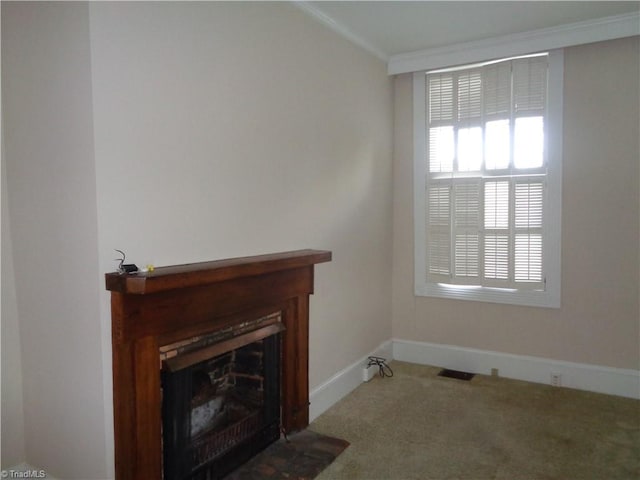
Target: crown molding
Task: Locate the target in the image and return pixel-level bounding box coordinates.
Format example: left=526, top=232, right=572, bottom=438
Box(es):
left=388, top=11, right=640, bottom=75
left=293, top=1, right=389, bottom=62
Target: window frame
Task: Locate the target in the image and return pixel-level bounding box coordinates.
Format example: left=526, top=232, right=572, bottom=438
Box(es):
left=413, top=49, right=563, bottom=308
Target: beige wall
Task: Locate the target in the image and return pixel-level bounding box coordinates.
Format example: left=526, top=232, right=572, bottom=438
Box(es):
left=392, top=36, right=640, bottom=370
left=89, top=0, right=393, bottom=396
left=2, top=2, right=107, bottom=477
left=1, top=127, right=26, bottom=468
left=2, top=2, right=393, bottom=477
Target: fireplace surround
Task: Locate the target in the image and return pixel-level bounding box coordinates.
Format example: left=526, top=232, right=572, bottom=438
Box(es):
left=106, top=250, right=331, bottom=479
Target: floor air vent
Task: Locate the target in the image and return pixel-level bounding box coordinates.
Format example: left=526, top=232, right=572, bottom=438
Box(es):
left=438, top=369, right=475, bottom=381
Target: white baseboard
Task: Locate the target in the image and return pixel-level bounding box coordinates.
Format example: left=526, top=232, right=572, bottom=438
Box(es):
left=309, top=340, right=392, bottom=422
left=393, top=338, right=640, bottom=400
left=310, top=337, right=638, bottom=424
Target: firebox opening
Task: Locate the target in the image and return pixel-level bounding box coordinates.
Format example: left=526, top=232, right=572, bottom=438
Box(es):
left=161, top=322, right=282, bottom=480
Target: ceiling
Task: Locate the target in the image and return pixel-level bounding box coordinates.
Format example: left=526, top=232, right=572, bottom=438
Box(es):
left=300, top=1, right=640, bottom=60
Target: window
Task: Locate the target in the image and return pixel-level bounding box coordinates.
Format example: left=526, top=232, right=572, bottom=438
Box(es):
left=413, top=51, right=562, bottom=307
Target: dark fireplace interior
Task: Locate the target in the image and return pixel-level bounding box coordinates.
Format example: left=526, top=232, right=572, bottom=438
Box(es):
left=161, top=315, right=283, bottom=480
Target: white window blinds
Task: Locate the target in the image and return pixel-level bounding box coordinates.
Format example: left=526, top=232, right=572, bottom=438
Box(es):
left=424, top=54, right=549, bottom=290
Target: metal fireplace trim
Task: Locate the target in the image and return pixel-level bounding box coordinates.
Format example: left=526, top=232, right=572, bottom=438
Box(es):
left=163, top=322, right=286, bottom=373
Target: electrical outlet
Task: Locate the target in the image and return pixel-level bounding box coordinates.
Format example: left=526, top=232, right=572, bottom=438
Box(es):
left=363, top=365, right=376, bottom=382
left=551, top=373, right=562, bottom=387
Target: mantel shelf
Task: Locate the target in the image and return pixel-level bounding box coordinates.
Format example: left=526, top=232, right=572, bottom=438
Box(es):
left=106, top=249, right=331, bottom=294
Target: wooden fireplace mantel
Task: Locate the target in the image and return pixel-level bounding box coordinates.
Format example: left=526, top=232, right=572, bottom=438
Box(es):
left=106, top=249, right=331, bottom=480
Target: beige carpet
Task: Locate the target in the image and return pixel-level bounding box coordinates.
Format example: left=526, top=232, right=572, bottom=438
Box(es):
left=310, top=361, right=639, bottom=480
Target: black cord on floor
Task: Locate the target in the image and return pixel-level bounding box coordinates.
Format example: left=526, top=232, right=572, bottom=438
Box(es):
left=367, top=356, right=393, bottom=378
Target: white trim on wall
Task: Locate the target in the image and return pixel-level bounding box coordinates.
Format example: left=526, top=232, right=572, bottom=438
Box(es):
left=293, top=1, right=389, bottom=62
left=309, top=340, right=393, bottom=422
left=389, top=12, right=640, bottom=74
left=393, top=338, right=640, bottom=400
left=308, top=338, right=639, bottom=423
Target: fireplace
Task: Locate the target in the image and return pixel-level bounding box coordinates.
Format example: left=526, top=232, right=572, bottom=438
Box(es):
left=106, top=250, right=331, bottom=479
left=161, top=315, right=283, bottom=480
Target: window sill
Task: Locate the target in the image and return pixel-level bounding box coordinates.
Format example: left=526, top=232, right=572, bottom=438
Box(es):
left=416, top=283, right=560, bottom=308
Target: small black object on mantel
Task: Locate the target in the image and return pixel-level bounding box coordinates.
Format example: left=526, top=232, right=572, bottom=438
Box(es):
left=114, top=249, right=139, bottom=274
